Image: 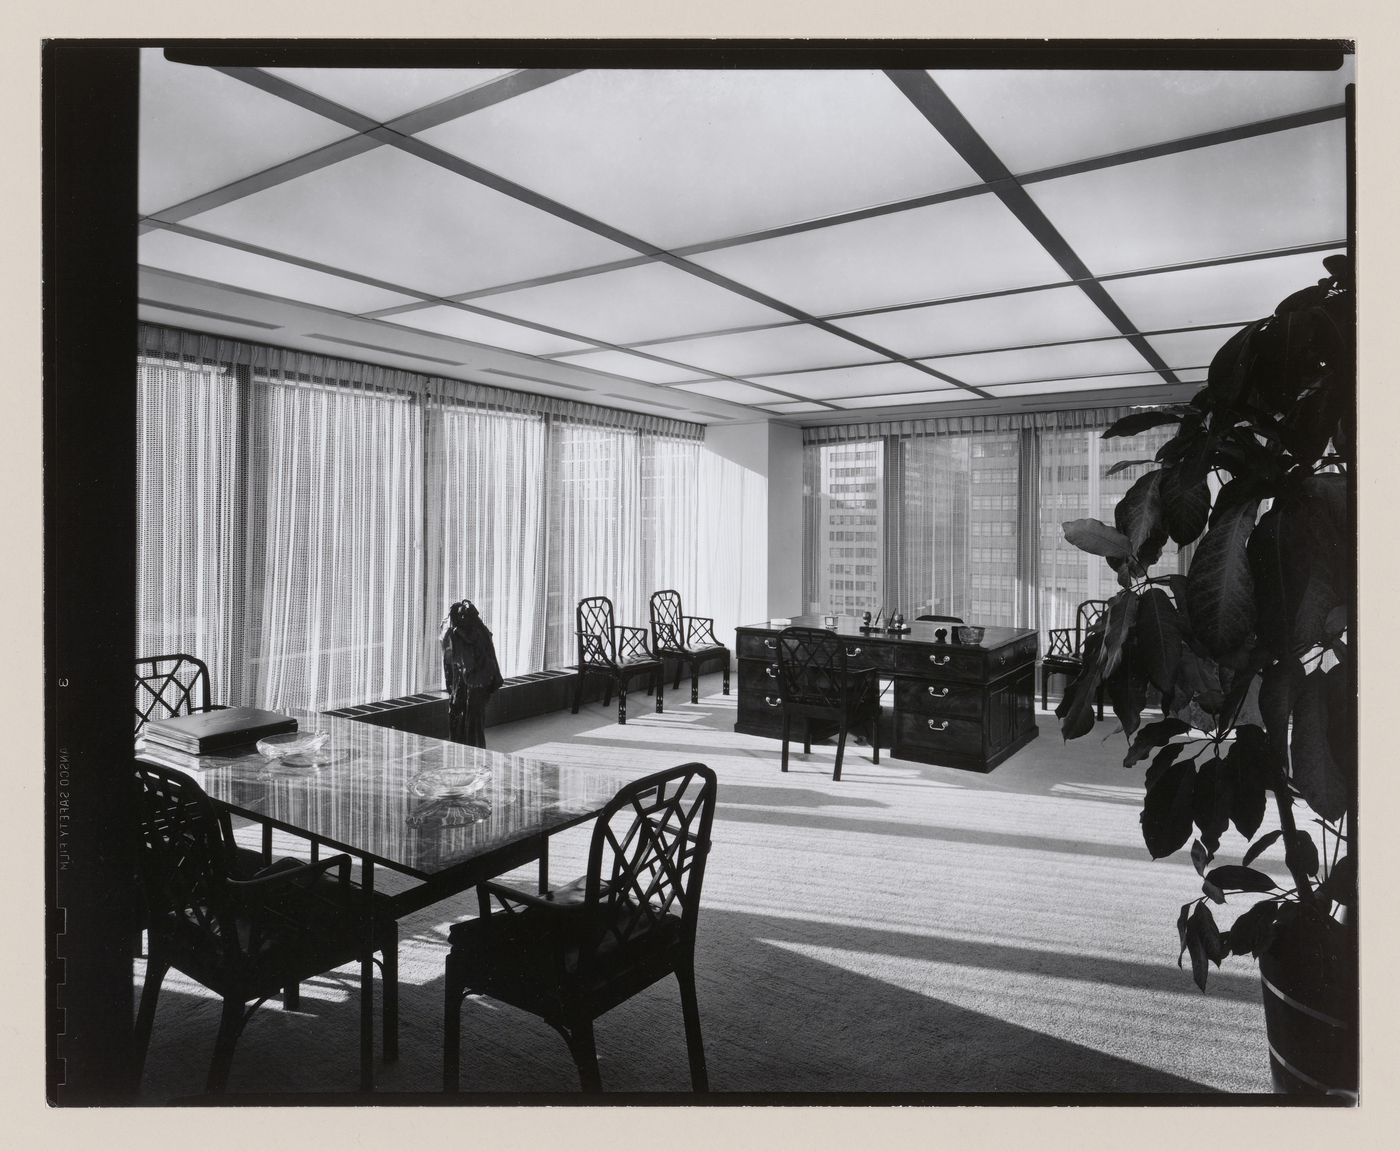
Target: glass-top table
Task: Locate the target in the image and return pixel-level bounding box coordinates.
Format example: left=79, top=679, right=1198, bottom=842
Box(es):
left=136, top=710, right=631, bottom=1090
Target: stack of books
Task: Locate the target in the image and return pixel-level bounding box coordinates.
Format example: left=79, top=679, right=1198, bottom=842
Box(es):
left=140, top=707, right=299, bottom=764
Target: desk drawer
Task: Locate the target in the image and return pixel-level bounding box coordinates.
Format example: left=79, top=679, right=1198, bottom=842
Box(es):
left=736, top=692, right=785, bottom=735
left=894, top=644, right=985, bottom=682
left=736, top=632, right=782, bottom=660
left=895, top=678, right=983, bottom=719
left=737, top=657, right=782, bottom=699
left=895, top=711, right=984, bottom=756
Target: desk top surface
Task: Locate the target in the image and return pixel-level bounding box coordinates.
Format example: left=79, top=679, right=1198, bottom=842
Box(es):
left=738, top=615, right=1035, bottom=649
left=137, top=711, right=630, bottom=880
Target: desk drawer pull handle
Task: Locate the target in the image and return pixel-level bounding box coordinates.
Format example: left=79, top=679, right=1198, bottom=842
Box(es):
left=765, top=664, right=777, bottom=678
left=765, top=696, right=782, bottom=708
left=927, top=719, right=950, bottom=732
left=928, top=686, right=950, bottom=698
left=764, top=638, right=777, bottom=650
left=847, top=646, right=862, bottom=657
left=929, top=654, right=951, bottom=666
left=1000, top=655, right=1007, bottom=666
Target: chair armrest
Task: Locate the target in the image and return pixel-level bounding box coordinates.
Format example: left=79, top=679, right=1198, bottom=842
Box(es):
left=576, top=632, right=612, bottom=666
left=228, top=853, right=353, bottom=898
left=481, top=879, right=591, bottom=915
left=683, top=615, right=720, bottom=647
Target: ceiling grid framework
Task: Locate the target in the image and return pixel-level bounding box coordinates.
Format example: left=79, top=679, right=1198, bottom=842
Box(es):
left=136, top=50, right=1352, bottom=424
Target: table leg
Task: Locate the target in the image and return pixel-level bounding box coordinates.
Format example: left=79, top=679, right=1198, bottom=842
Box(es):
left=361, top=858, right=375, bottom=1093
left=538, top=837, right=549, bottom=893
left=261, top=823, right=272, bottom=865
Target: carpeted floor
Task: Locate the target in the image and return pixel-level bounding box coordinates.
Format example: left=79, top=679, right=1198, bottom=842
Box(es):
left=134, top=676, right=1279, bottom=1101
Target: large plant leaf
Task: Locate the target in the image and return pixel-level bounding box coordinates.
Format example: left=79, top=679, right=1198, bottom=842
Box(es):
left=1160, top=467, right=1211, bottom=546
left=1114, top=470, right=1168, bottom=567
left=1325, top=661, right=1356, bottom=795
left=1055, top=631, right=1104, bottom=740
left=1191, top=755, right=1231, bottom=853
left=1286, top=829, right=1320, bottom=878
left=1103, top=647, right=1148, bottom=738
left=1062, top=518, right=1131, bottom=560
left=1186, top=483, right=1261, bottom=659
left=1144, top=742, right=1186, bottom=794
left=1105, top=459, right=1158, bottom=478
left=1206, top=322, right=1262, bottom=410
left=1185, top=903, right=1226, bottom=990
left=1242, top=828, right=1284, bottom=867
left=1123, top=717, right=1190, bottom=768
left=1102, top=410, right=1184, bottom=439
left=1318, top=854, right=1354, bottom=908
left=1259, top=658, right=1304, bottom=777
left=1141, top=757, right=1195, bottom=858
left=1248, top=501, right=1339, bottom=660
left=1097, top=591, right=1138, bottom=682
left=1290, top=667, right=1349, bottom=821
left=1226, top=899, right=1281, bottom=958
left=1135, top=588, right=1183, bottom=695
left=1204, top=865, right=1279, bottom=893
left=1224, top=725, right=1271, bottom=838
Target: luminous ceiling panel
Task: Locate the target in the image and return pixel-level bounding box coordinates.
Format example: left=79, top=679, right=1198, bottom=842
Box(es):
left=1105, top=251, right=1338, bottom=331
left=983, top=373, right=1176, bottom=396
left=691, top=194, right=1067, bottom=316
left=183, top=145, right=636, bottom=297
left=933, top=67, right=1351, bottom=174
left=1145, top=325, right=1246, bottom=371
left=1025, top=122, right=1346, bottom=275
left=636, top=323, right=880, bottom=378
left=555, top=349, right=715, bottom=384
left=477, top=261, right=789, bottom=345
left=260, top=67, right=515, bottom=122
left=924, top=338, right=1154, bottom=388
left=830, top=285, right=1121, bottom=359
left=829, top=390, right=969, bottom=409
left=672, top=380, right=794, bottom=404
left=763, top=401, right=831, bottom=414
left=751, top=361, right=951, bottom=401
left=139, top=50, right=353, bottom=215
left=418, top=70, right=980, bottom=250
left=380, top=304, right=592, bottom=356
left=137, top=229, right=419, bottom=313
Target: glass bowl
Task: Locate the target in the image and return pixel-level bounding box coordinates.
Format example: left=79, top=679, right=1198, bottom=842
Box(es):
left=256, top=729, right=331, bottom=760
left=410, top=767, right=492, bottom=800
left=955, top=625, right=986, bottom=645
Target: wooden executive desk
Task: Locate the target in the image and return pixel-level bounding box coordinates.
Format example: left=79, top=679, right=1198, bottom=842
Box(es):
left=734, top=615, right=1039, bottom=773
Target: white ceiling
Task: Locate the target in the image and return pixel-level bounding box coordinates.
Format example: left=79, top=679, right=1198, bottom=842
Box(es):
left=137, top=50, right=1352, bottom=426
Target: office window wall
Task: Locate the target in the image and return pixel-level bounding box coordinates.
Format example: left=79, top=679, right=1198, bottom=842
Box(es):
left=803, top=411, right=1182, bottom=645
left=136, top=324, right=705, bottom=710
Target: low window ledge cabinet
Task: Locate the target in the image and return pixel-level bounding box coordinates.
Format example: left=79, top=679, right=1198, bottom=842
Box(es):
left=734, top=615, right=1039, bottom=773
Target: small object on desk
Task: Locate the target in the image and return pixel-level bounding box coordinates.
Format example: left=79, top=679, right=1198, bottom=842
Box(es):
left=934, top=628, right=947, bottom=643
left=143, top=706, right=298, bottom=755
left=956, top=625, right=986, bottom=645
left=887, top=611, right=910, bottom=634
left=256, top=729, right=330, bottom=761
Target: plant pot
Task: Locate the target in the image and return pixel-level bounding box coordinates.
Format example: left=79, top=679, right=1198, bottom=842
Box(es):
left=1258, top=915, right=1357, bottom=1100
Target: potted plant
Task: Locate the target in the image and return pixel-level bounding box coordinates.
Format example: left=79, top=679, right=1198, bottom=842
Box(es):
left=1055, top=254, right=1356, bottom=1098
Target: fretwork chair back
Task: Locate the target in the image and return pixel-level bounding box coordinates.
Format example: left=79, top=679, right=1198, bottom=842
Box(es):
left=135, top=653, right=214, bottom=736
left=774, top=626, right=881, bottom=782
left=1041, top=598, right=1110, bottom=718
left=131, top=761, right=399, bottom=1094
left=572, top=595, right=664, bottom=724
left=649, top=589, right=731, bottom=704
left=443, top=762, right=717, bottom=1093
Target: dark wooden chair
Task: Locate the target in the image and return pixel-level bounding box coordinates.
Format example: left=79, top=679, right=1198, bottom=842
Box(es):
left=774, top=626, right=881, bottom=782
left=572, top=595, right=663, bottom=724
left=915, top=614, right=964, bottom=624
left=1041, top=599, right=1109, bottom=718
left=443, top=762, right=717, bottom=1093
left=132, top=761, right=399, bottom=1094
left=649, top=589, right=731, bottom=704
left=135, top=653, right=216, bottom=735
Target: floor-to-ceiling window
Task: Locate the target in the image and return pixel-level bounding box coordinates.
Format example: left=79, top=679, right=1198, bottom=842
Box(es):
left=803, top=410, right=1184, bottom=646
left=136, top=324, right=707, bottom=710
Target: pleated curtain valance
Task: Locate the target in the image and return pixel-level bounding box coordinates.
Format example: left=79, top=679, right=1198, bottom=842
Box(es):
left=137, top=323, right=706, bottom=441
left=800, top=404, right=1161, bottom=444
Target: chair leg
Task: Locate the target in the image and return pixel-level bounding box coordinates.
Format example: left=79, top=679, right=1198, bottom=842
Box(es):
left=722, top=655, right=730, bottom=696
left=870, top=714, right=880, bottom=765
left=834, top=723, right=848, bottom=782
left=780, top=714, right=791, bottom=772
left=655, top=671, right=664, bottom=713
left=618, top=683, right=628, bottom=725
left=442, top=971, right=463, bottom=1092
left=1041, top=668, right=1049, bottom=711
left=1096, top=683, right=1105, bottom=721
left=803, top=717, right=811, bottom=755
left=566, top=1017, right=602, bottom=1093
left=677, top=962, right=709, bottom=1092
left=206, top=998, right=245, bottom=1095
left=673, top=660, right=683, bottom=690
left=691, top=665, right=700, bottom=705
left=571, top=669, right=584, bottom=715
left=132, top=955, right=168, bottom=1086
left=602, top=680, right=613, bottom=707
left=283, top=982, right=300, bottom=1011
left=382, top=930, right=399, bottom=1063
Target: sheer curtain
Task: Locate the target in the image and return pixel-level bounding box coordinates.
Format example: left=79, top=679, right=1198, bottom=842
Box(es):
left=136, top=324, right=705, bottom=709
left=425, top=401, right=548, bottom=680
